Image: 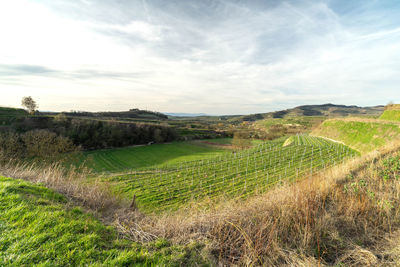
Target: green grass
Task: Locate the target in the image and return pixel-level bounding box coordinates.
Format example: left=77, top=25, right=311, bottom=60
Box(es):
left=104, top=136, right=357, bottom=213
left=69, top=141, right=229, bottom=173
left=379, top=110, right=400, bottom=121
left=0, top=106, right=27, bottom=116
left=200, top=138, right=233, bottom=145
left=0, top=106, right=28, bottom=125
left=312, top=119, right=400, bottom=153
left=0, top=176, right=210, bottom=266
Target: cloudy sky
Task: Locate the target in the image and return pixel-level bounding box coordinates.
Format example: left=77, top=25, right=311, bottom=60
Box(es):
left=0, top=0, right=399, bottom=115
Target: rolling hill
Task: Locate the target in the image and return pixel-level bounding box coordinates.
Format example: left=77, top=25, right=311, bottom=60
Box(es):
left=233, top=103, right=384, bottom=122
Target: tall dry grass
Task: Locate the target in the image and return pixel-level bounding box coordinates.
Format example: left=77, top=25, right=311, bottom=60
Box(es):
left=0, top=157, right=121, bottom=212
left=122, top=142, right=400, bottom=266
left=2, top=141, right=400, bottom=266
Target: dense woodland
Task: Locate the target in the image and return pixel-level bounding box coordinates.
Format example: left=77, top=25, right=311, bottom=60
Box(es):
left=0, top=115, right=179, bottom=158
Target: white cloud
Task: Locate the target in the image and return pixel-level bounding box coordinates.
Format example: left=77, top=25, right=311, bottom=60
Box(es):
left=0, top=0, right=399, bottom=114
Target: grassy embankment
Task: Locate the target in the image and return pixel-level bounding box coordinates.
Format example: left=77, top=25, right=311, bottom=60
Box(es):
left=0, top=176, right=209, bottom=266
left=312, top=118, right=400, bottom=154
left=103, top=136, right=357, bottom=212
left=379, top=104, right=400, bottom=121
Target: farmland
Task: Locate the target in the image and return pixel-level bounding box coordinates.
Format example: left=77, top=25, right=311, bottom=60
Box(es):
left=104, top=135, right=358, bottom=212
left=69, top=141, right=230, bottom=173
left=68, top=138, right=267, bottom=173
left=2, top=103, right=400, bottom=266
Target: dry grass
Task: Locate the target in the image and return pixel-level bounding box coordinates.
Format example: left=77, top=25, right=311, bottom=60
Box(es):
left=121, top=142, right=400, bottom=266
left=0, top=158, right=121, bottom=213
left=2, top=141, right=400, bottom=266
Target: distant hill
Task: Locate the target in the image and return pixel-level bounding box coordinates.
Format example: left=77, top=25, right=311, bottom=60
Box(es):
left=234, top=104, right=384, bottom=122
left=166, top=113, right=209, bottom=117
left=42, top=108, right=168, bottom=121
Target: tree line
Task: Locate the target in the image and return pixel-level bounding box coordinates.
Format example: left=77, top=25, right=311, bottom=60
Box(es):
left=0, top=115, right=179, bottom=159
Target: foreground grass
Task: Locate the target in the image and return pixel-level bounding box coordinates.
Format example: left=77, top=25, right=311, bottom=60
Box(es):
left=312, top=118, right=400, bottom=153
left=69, top=141, right=228, bottom=173
left=0, top=176, right=209, bottom=266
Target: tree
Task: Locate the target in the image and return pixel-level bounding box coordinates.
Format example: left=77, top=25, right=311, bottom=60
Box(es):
left=21, top=96, right=38, bottom=114
left=232, top=131, right=251, bottom=150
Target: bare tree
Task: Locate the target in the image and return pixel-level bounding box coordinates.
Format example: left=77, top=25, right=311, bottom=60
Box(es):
left=21, top=96, right=38, bottom=114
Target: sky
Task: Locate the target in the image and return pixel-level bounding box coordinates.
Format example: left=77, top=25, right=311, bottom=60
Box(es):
left=0, top=0, right=399, bottom=115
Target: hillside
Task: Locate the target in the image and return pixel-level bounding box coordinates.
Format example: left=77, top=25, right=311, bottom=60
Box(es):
left=379, top=104, right=400, bottom=121
left=0, top=176, right=208, bottom=266
left=102, top=136, right=356, bottom=212
left=234, top=103, right=384, bottom=122
left=42, top=108, right=168, bottom=121
left=312, top=118, right=400, bottom=153
left=0, top=106, right=28, bottom=125
left=70, top=141, right=230, bottom=172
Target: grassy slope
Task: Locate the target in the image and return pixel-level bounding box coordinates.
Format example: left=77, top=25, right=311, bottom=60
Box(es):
left=312, top=119, right=400, bottom=153
left=380, top=110, right=400, bottom=121
left=0, top=107, right=28, bottom=125
left=0, top=107, right=27, bottom=116
left=105, top=136, right=357, bottom=212
left=0, top=176, right=209, bottom=266
left=71, top=141, right=229, bottom=173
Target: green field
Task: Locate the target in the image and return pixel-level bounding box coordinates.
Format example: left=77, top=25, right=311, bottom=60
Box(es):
left=312, top=119, right=400, bottom=153
left=380, top=110, right=400, bottom=121
left=104, top=135, right=357, bottom=213
left=70, top=141, right=230, bottom=173
left=0, top=176, right=209, bottom=266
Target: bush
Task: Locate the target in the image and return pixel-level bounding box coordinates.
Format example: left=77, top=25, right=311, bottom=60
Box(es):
left=0, top=129, right=77, bottom=160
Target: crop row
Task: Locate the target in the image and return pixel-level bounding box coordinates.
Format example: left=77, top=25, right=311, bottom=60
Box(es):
left=106, top=135, right=358, bottom=212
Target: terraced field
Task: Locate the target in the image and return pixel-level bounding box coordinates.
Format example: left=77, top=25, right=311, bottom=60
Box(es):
left=105, top=135, right=358, bottom=212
